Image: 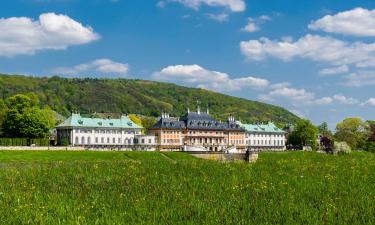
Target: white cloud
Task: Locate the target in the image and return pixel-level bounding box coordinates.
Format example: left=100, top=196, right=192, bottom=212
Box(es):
left=240, top=34, right=375, bottom=69
left=52, top=59, right=129, bottom=77
left=241, top=21, right=258, bottom=32
left=161, top=0, right=246, bottom=12
left=153, top=64, right=269, bottom=91
left=332, top=94, right=359, bottom=104
left=259, top=86, right=315, bottom=102
left=343, top=71, right=375, bottom=87
left=314, top=97, right=333, bottom=105
left=260, top=83, right=359, bottom=106
left=314, top=94, right=359, bottom=105
left=319, top=65, right=349, bottom=76
left=309, top=7, right=375, bottom=37
left=362, top=98, right=375, bottom=106
left=241, top=15, right=271, bottom=33
left=206, top=13, right=229, bottom=22
left=0, top=12, right=99, bottom=57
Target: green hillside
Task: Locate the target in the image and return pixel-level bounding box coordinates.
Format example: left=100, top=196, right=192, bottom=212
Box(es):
left=0, top=74, right=299, bottom=125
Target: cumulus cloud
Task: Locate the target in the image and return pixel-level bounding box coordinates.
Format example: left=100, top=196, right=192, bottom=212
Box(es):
left=240, top=34, right=375, bottom=69
left=362, top=98, right=375, bottom=106
left=153, top=64, right=269, bottom=91
left=343, top=71, right=375, bottom=87
left=309, top=8, right=375, bottom=37
left=160, top=0, right=246, bottom=12
left=52, top=59, right=129, bottom=77
left=314, top=94, right=359, bottom=105
left=259, top=86, right=315, bottom=102
left=241, top=21, right=258, bottom=32
left=0, top=12, right=99, bottom=57
left=319, top=65, right=349, bottom=76
left=241, top=15, right=271, bottom=33
left=259, top=82, right=359, bottom=106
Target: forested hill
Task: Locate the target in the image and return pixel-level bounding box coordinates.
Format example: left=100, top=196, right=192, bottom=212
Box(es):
left=0, top=74, right=299, bottom=125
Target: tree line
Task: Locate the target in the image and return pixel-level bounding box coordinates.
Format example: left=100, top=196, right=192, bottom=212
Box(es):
left=287, top=118, right=375, bottom=153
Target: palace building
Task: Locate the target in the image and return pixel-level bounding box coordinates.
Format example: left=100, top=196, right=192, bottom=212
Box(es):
left=236, top=121, right=286, bottom=151
left=148, top=107, right=246, bottom=152
left=56, top=113, right=143, bottom=148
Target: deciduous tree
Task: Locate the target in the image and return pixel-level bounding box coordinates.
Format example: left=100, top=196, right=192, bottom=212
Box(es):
left=287, top=119, right=318, bottom=150
left=334, top=118, right=369, bottom=150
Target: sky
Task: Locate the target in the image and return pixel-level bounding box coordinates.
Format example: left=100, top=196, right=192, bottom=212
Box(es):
left=1, top=0, right=375, bottom=129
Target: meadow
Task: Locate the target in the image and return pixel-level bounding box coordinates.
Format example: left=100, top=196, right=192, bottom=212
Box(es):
left=0, top=151, right=374, bottom=224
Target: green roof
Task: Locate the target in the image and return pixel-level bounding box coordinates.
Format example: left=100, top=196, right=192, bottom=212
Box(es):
left=57, top=114, right=142, bottom=129
left=236, top=121, right=285, bottom=133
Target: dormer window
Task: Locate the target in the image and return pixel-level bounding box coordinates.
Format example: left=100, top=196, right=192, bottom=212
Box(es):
left=109, top=122, right=114, bottom=126
left=98, top=122, right=102, bottom=126
left=78, top=120, right=83, bottom=125
left=127, top=122, right=133, bottom=126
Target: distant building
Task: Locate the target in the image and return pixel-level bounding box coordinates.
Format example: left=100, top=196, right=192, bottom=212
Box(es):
left=56, top=113, right=143, bottom=148
left=148, top=106, right=246, bottom=152
left=134, top=134, right=157, bottom=151
left=237, top=121, right=286, bottom=151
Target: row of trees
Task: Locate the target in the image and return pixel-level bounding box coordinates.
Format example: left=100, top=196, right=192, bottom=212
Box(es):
left=287, top=118, right=375, bottom=152
left=0, top=94, right=56, bottom=138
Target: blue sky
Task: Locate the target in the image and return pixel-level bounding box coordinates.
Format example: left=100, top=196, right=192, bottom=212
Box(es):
left=1, top=0, right=375, bottom=128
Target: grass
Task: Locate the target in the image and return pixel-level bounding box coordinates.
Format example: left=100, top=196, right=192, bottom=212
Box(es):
left=0, top=151, right=374, bottom=224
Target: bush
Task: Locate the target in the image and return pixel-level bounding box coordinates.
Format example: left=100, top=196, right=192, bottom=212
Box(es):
left=363, top=142, right=375, bottom=153
left=333, top=142, right=351, bottom=155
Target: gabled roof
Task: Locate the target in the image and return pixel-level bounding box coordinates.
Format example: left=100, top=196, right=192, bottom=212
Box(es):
left=237, top=121, right=285, bottom=133
left=56, top=114, right=142, bottom=129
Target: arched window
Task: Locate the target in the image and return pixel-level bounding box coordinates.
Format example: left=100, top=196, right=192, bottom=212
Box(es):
left=87, top=137, right=91, bottom=144
left=81, top=137, right=85, bottom=145
left=75, top=136, right=79, bottom=144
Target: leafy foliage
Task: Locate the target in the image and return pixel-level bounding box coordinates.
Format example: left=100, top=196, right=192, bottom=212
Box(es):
left=320, top=136, right=334, bottom=153
left=0, top=74, right=299, bottom=127
left=317, top=122, right=332, bottom=137
left=333, top=142, right=352, bottom=155
left=334, top=118, right=369, bottom=150
left=1, top=94, right=56, bottom=138
left=287, top=119, right=318, bottom=150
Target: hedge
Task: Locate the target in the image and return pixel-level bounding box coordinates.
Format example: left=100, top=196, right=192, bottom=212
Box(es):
left=0, top=138, right=50, bottom=146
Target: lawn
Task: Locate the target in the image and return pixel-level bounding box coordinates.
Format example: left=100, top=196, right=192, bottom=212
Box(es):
left=0, top=151, right=374, bottom=224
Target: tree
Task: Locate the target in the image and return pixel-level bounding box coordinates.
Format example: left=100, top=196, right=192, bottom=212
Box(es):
left=1, top=94, right=56, bottom=138
left=287, top=119, right=318, bottom=150
left=334, top=118, right=369, bottom=150
left=318, top=122, right=333, bottom=137
left=0, top=99, right=7, bottom=135
left=320, top=136, right=334, bottom=153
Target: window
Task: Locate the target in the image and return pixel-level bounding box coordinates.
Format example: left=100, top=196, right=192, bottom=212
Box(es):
left=107, top=137, right=110, bottom=143
left=148, top=139, right=152, bottom=144
left=81, top=137, right=85, bottom=144
left=118, top=138, right=121, bottom=144
left=113, top=138, right=116, bottom=143
left=75, top=137, right=79, bottom=144
left=101, top=137, right=104, bottom=143
left=141, top=139, right=145, bottom=144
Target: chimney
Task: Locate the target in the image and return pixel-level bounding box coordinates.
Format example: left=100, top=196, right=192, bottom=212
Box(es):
left=206, top=106, right=209, bottom=115
left=187, top=107, right=190, bottom=113
left=197, top=105, right=200, bottom=114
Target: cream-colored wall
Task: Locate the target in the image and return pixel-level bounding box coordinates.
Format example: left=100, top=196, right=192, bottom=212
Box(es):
left=71, top=128, right=142, bottom=146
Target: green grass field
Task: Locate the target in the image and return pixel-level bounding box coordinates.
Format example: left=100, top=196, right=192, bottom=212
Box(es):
left=0, top=151, right=374, bottom=224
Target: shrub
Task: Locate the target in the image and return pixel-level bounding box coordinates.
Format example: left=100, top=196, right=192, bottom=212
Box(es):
left=333, top=142, right=351, bottom=155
